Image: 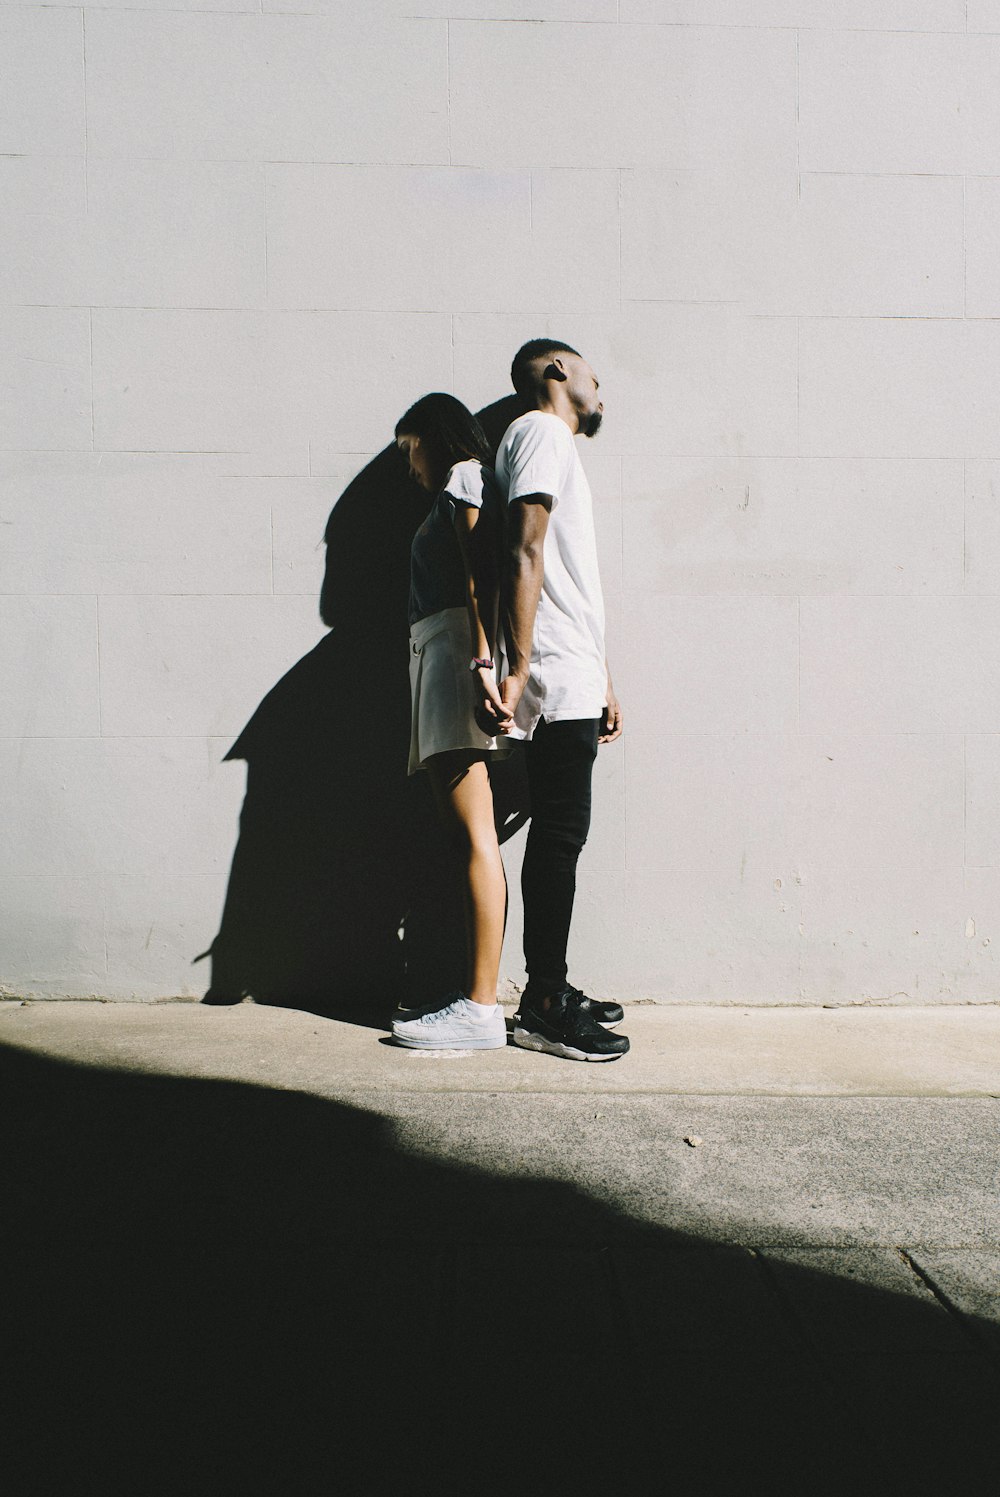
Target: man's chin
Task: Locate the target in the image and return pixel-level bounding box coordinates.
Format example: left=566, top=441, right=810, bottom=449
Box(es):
left=582, top=411, right=603, bottom=438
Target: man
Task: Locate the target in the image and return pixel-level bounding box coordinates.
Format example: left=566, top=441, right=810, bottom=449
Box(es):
left=482, top=339, right=629, bottom=1062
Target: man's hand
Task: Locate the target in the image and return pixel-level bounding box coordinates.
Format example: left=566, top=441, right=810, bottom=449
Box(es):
left=599, top=676, right=623, bottom=744
left=474, top=668, right=514, bottom=737
left=494, top=673, right=527, bottom=735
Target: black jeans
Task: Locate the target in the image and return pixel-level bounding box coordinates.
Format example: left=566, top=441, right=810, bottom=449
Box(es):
left=521, top=715, right=601, bottom=993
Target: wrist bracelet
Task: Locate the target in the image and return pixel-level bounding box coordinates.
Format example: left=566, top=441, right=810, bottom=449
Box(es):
left=469, top=656, right=495, bottom=672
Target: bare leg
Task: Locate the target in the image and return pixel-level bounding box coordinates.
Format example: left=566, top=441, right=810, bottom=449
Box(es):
left=426, top=752, right=507, bottom=1005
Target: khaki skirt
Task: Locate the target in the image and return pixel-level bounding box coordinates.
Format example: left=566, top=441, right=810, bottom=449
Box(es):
left=408, top=607, right=508, bottom=775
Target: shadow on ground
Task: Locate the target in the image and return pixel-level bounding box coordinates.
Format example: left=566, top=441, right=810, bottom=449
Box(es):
left=204, top=396, right=529, bottom=1021
left=2, top=1039, right=996, bottom=1495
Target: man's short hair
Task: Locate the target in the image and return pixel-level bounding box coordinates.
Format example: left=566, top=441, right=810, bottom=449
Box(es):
left=510, top=338, right=582, bottom=399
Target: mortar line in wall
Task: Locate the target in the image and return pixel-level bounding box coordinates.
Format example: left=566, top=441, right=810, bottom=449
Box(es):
left=88, top=308, right=95, bottom=450
left=101, top=871, right=109, bottom=982
left=617, top=169, right=623, bottom=311
left=0, top=453, right=986, bottom=466
left=962, top=457, right=968, bottom=589
left=446, top=20, right=452, bottom=167
left=95, top=593, right=103, bottom=738
left=795, top=594, right=801, bottom=730
left=963, top=733, right=968, bottom=870
left=962, top=172, right=967, bottom=317
left=263, top=168, right=269, bottom=303
left=794, top=28, right=800, bottom=202
left=268, top=506, right=274, bottom=594
left=794, top=315, right=800, bottom=450
left=81, top=13, right=89, bottom=213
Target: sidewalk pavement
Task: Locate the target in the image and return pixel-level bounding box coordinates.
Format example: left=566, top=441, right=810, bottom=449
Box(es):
left=2, top=998, right=998, bottom=1494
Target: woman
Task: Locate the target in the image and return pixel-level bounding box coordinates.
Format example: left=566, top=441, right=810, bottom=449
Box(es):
left=390, top=393, right=509, bottom=1051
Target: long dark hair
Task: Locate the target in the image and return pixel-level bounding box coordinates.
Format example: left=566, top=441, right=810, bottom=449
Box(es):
left=394, top=392, right=493, bottom=490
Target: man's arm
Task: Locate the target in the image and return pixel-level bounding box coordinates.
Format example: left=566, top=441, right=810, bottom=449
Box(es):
left=495, top=494, right=551, bottom=732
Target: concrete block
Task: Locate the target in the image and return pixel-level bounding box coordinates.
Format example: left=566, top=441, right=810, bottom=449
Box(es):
left=0, top=597, right=99, bottom=738
left=789, top=173, right=964, bottom=318
left=86, top=12, right=449, bottom=165
left=265, top=166, right=530, bottom=312
left=797, top=866, right=996, bottom=1001
left=104, top=872, right=227, bottom=998
left=965, top=461, right=1000, bottom=594
left=611, top=306, right=798, bottom=457
left=98, top=594, right=326, bottom=737
left=791, top=734, right=964, bottom=878
left=964, top=40, right=1000, bottom=174
left=615, top=594, right=799, bottom=735
left=626, top=732, right=963, bottom=885
left=622, top=457, right=964, bottom=595
left=261, top=311, right=453, bottom=457
left=526, top=170, right=620, bottom=313
left=965, top=176, right=1000, bottom=318
left=0, top=157, right=87, bottom=306
left=450, top=22, right=796, bottom=172
left=92, top=309, right=266, bottom=453
left=99, top=738, right=244, bottom=876
left=0, top=8, right=85, bottom=155
left=800, top=596, right=1000, bottom=733
left=582, top=453, right=622, bottom=597
left=622, top=169, right=960, bottom=316
left=620, top=1, right=965, bottom=23
left=85, top=11, right=259, bottom=161
left=799, top=318, right=1000, bottom=459
left=0, top=158, right=265, bottom=310
left=965, top=735, right=1000, bottom=867
left=0, top=740, right=106, bottom=877
left=87, top=161, right=265, bottom=310
left=0, top=452, right=272, bottom=596
left=622, top=866, right=805, bottom=1001
left=799, top=31, right=967, bottom=174
left=969, top=2, right=1000, bottom=28
left=0, top=307, right=92, bottom=451
left=625, top=733, right=801, bottom=882
left=0, top=877, right=106, bottom=998
left=621, top=165, right=797, bottom=308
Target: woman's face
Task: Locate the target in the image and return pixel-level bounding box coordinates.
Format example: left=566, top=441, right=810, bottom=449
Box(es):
left=396, top=432, right=436, bottom=492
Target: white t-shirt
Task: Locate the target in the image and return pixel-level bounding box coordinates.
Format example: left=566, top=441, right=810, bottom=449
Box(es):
left=494, top=410, right=607, bottom=739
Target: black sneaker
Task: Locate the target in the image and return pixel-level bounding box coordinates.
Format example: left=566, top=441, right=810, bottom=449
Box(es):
left=514, top=988, right=630, bottom=1063
left=518, top=983, right=624, bottom=1030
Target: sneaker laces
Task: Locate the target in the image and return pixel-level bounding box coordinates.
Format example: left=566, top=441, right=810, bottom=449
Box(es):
left=417, top=993, right=466, bottom=1024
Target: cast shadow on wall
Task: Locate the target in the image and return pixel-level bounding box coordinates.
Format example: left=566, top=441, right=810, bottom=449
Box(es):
left=202, top=396, right=528, bottom=1019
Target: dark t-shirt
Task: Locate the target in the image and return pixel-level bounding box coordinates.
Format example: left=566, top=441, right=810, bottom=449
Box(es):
left=408, top=460, right=498, bottom=627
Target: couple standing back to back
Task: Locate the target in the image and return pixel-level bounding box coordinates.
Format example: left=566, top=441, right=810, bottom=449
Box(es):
left=391, top=339, right=629, bottom=1063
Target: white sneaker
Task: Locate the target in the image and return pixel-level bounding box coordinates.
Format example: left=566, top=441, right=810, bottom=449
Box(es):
left=391, top=993, right=508, bottom=1050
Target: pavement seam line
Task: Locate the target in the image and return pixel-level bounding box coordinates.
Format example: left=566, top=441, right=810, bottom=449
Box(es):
left=896, top=1247, right=1000, bottom=1370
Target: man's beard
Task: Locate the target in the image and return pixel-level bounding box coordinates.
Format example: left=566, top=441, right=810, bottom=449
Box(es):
left=581, top=409, right=603, bottom=438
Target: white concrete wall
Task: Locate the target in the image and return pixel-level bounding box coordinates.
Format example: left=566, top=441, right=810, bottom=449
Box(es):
left=3, top=1, right=999, bottom=1003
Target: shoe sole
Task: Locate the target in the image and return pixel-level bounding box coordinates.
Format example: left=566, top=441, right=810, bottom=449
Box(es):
left=392, top=1032, right=508, bottom=1050
left=516, top=1014, right=623, bottom=1031
left=513, top=1026, right=627, bottom=1062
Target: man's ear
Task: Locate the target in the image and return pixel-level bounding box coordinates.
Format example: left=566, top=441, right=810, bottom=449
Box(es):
left=543, top=358, right=568, bottom=383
